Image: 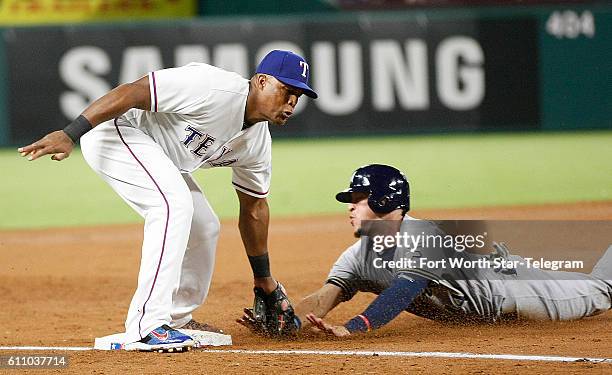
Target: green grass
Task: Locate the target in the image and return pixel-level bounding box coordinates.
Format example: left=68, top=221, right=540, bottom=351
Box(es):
left=2, top=130, right=611, bottom=229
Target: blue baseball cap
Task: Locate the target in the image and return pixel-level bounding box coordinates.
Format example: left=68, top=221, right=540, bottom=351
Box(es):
left=256, top=50, right=318, bottom=99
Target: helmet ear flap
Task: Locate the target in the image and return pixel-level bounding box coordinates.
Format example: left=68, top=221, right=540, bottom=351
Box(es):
left=368, top=194, right=394, bottom=214
left=378, top=197, right=389, bottom=207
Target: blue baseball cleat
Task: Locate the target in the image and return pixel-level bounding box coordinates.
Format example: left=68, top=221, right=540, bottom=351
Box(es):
left=125, top=324, right=195, bottom=352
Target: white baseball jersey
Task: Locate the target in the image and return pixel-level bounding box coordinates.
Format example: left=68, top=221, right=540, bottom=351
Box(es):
left=118, top=62, right=272, bottom=198
left=81, top=62, right=275, bottom=343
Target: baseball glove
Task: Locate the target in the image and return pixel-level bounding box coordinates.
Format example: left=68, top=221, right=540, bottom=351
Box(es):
left=249, top=281, right=301, bottom=337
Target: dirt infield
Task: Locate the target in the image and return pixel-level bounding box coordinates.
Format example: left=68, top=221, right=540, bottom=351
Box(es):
left=1, top=201, right=611, bottom=373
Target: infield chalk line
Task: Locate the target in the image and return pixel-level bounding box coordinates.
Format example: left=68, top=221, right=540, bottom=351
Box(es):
left=0, top=346, right=610, bottom=363
left=200, top=349, right=611, bottom=363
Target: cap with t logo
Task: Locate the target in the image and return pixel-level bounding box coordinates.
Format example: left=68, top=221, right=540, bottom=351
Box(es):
left=256, top=50, right=318, bottom=99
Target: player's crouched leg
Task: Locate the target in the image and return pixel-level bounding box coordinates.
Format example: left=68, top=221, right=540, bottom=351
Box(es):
left=171, top=174, right=221, bottom=328
left=122, top=184, right=196, bottom=351
left=122, top=180, right=195, bottom=350
left=80, top=124, right=198, bottom=350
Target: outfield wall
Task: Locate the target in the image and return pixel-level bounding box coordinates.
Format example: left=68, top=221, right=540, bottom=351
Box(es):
left=0, top=4, right=610, bottom=146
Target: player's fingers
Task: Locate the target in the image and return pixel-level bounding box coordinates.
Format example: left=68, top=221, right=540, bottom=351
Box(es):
left=238, top=310, right=256, bottom=323
left=306, top=313, right=325, bottom=330
left=237, top=316, right=254, bottom=325
left=320, top=321, right=334, bottom=332
left=20, top=136, right=49, bottom=152
left=306, top=313, right=321, bottom=323
left=243, top=308, right=255, bottom=319
left=51, top=152, right=69, bottom=161
left=305, top=313, right=317, bottom=325
left=17, top=144, right=37, bottom=154
left=308, top=314, right=335, bottom=334
left=27, top=146, right=51, bottom=161
left=239, top=314, right=256, bottom=325
left=244, top=308, right=263, bottom=325
left=18, top=143, right=43, bottom=157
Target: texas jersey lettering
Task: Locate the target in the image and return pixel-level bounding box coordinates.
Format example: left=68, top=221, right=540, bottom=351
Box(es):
left=113, top=62, right=271, bottom=194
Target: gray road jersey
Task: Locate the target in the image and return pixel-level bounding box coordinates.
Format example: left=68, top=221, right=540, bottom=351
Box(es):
left=327, top=218, right=505, bottom=323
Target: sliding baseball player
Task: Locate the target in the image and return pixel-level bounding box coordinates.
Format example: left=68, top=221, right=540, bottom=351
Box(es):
left=239, top=164, right=612, bottom=337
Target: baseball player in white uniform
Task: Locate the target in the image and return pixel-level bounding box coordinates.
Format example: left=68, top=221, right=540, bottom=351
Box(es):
left=238, top=165, right=612, bottom=337
left=19, top=50, right=317, bottom=351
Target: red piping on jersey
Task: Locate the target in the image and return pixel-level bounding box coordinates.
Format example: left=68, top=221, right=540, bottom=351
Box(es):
left=114, top=119, right=169, bottom=339
left=151, top=71, right=158, bottom=112
left=232, top=181, right=268, bottom=197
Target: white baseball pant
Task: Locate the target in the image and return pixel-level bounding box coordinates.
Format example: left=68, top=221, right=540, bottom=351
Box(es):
left=81, top=120, right=219, bottom=343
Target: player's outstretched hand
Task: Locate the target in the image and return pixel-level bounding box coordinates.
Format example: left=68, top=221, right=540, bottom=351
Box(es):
left=305, top=313, right=351, bottom=337
left=18, top=130, right=74, bottom=161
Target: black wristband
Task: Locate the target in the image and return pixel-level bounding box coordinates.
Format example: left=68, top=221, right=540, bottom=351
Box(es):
left=62, top=115, right=92, bottom=143
left=248, top=253, right=271, bottom=278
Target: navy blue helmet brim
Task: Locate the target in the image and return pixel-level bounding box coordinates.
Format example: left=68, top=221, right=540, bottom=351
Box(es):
left=336, top=187, right=370, bottom=203
left=335, top=190, right=354, bottom=203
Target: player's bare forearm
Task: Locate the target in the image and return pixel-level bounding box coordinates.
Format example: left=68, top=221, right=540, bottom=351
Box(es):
left=82, top=76, right=151, bottom=126
left=18, top=76, right=150, bottom=162
left=237, top=191, right=270, bottom=257
left=236, top=190, right=278, bottom=292
left=294, top=283, right=343, bottom=328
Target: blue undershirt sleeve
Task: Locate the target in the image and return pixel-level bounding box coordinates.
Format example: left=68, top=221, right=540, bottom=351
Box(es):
left=344, top=274, right=428, bottom=333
